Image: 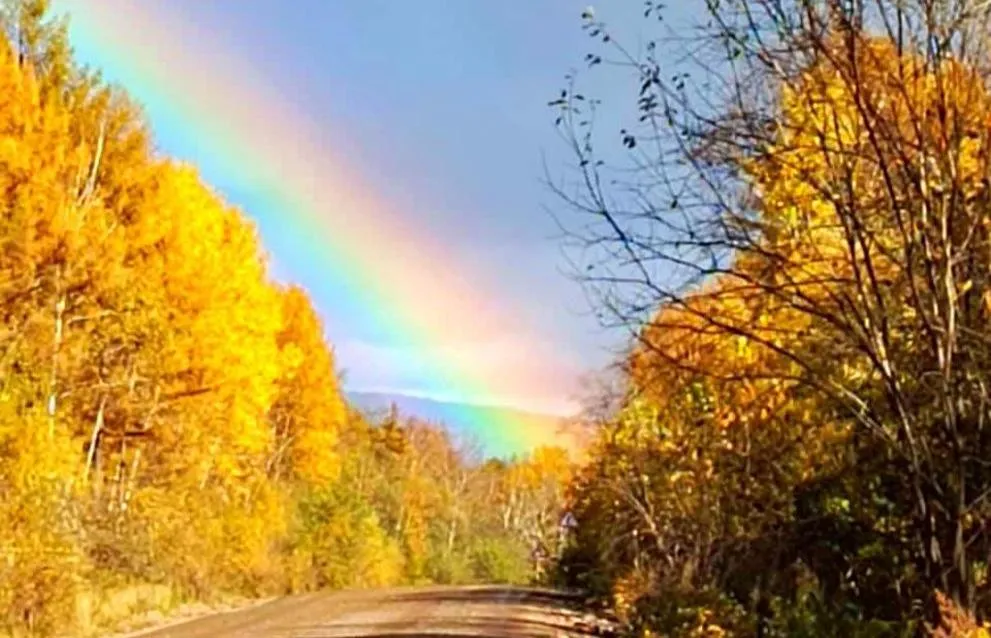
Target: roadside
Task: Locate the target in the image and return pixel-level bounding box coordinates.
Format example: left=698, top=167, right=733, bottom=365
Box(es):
left=67, top=589, right=274, bottom=638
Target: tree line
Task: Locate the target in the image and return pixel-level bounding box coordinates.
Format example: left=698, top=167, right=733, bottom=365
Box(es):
left=0, top=2, right=571, bottom=636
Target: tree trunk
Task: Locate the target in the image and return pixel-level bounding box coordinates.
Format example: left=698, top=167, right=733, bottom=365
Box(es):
left=83, top=395, right=107, bottom=485
left=47, top=284, right=66, bottom=440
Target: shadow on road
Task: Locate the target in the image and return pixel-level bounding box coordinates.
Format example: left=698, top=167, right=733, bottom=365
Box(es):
left=382, top=585, right=587, bottom=609
left=294, top=615, right=606, bottom=637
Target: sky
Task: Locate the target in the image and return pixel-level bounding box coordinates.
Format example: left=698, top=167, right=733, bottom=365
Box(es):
left=54, top=0, right=659, bottom=416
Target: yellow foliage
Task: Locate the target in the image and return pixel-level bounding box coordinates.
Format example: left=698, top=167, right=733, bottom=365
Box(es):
left=0, top=4, right=572, bottom=635
left=929, top=591, right=991, bottom=637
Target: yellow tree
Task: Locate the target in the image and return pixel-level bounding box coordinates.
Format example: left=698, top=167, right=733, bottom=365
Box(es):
left=551, top=0, right=991, bottom=615
left=268, top=285, right=347, bottom=486
left=0, top=21, right=146, bottom=629
left=131, top=163, right=284, bottom=492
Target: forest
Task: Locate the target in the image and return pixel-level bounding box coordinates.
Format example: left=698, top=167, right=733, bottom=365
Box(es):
left=545, top=0, right=991, bottom=636
left=0, top=2, right=572, bottom=636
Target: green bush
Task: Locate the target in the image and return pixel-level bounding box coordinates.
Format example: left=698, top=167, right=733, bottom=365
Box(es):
left=289, top=488, right=404, bottom=590
left=425, top=549, right=474, bottom=585
left=764, top=592, right=918, bottom=638
left=467, top=537, right=531, bottom=584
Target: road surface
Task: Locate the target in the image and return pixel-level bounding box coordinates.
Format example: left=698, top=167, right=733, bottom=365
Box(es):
left=125, top=586, right=615, bottom=638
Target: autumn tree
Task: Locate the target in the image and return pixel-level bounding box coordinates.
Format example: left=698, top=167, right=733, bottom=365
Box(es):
left=549, top=0, right=991, bottom=626
left=268, top=285, right=347, bottom=485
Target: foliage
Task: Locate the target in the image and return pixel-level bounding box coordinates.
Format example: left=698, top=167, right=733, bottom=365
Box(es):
left=0, top=2, right=575, bottom=635
left=288, top=488, right=404, bottom=591
left=465, top=537, right=532, bottom=585
left=549, top=0, right=991, bottom=635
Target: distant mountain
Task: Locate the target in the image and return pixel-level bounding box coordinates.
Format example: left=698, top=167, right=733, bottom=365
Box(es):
left=345, top=391, right=583, bottom=458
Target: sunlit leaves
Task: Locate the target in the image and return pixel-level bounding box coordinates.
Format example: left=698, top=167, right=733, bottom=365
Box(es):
left=0, top=3, right=583, bottom=633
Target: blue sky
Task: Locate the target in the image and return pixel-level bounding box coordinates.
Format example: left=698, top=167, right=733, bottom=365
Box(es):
left=66, top=0, right=666, bottom=413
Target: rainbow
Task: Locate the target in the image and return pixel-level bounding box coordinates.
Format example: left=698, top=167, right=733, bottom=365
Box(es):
left=50, top=0, right=580, bottom=458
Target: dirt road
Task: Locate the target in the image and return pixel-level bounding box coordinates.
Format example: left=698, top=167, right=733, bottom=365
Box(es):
left=125, top=586, right=615, bottom=638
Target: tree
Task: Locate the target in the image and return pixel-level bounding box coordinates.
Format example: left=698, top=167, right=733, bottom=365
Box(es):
left=550, top=0, right=991, bottom=620
left=268, top=285, right=347, bottom=485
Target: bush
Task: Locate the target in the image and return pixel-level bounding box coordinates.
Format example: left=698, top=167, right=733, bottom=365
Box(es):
left=425, top=548, right=474, bottom=585
left=289, top=488, right=404, bottom=590
left=765, top=592, right=917, bottom=638
left=626, top=586, right=753, bottom=638
left=925, top=591, right=991, bottom=638
left=467, top=537, right=531, bottom=584
left=0, top=491, right=86, bottom=636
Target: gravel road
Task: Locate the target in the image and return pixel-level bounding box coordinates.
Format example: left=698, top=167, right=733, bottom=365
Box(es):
left=123, top=585, right=614, bottom=638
